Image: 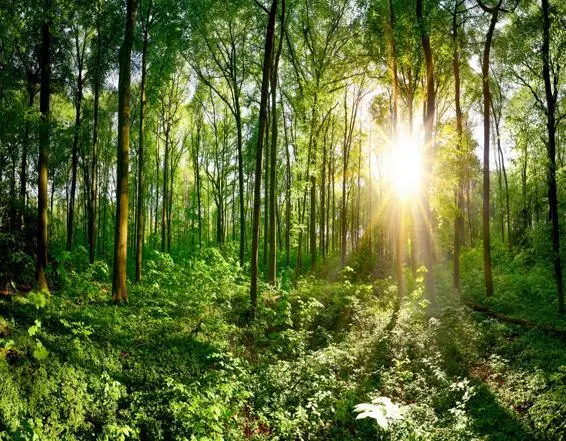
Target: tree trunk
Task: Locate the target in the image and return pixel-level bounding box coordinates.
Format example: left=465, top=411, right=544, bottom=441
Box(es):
left=263, top=108, right=270, bottom=266
left=281, top=92, right=291, bottom=267
left=136, top=0, right=152, bottom=281
left=36, top=0, right=51, bottom=292
left=67, top=50, right=83, bottom=251
left=112, top=0, right=138, bottom=303
left=194, top=123, right=202, bottom=249
left=452, top=0, right=464, bottom=290
left=161, top=125, right=169, bottom=252
left=417, top=0, right=435, bottom=303
left=267, top=18, right=284, bottom=284
left=541, top=0, right=564, bottom=314
left=88, top=0, right=102, bottom=265
left=20, top=84, right=35, bottom=228
left=235, top=108, right=245, bottom=266
left=479, top=0, right=500, bottom=297
left=250, top=0, right=278, bottom=319
left=320, top=124, right=327, bottom=261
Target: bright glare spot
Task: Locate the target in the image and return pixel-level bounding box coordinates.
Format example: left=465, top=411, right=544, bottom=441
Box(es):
left=388, top=133, right=422, bottom=200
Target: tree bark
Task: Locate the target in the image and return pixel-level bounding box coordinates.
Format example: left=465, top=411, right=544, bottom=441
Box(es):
left=267, top=12, right=284, bottom=284
left=112, top=0, right=138, bottom=303
left=417, top=0, right=435, bottom=303
left=250, top=0, right=278, bottom=319
left=161, top=124, right=170, bottom=252
left=36, top=0, right=50, bottom=292
left=136, top=0, right=152, bottom=281
left=67, top=31, right=85, bottom=251
left=541, top=0, right=564, bottom=314
left=452, top=0, right=464, bottom=291
left=88, top=1, right=102, bottom=264
left=478, top=0, right=501, bottom=297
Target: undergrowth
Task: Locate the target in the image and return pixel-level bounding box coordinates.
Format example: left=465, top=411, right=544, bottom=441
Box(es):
left=0, top=248, right=565, bottom=440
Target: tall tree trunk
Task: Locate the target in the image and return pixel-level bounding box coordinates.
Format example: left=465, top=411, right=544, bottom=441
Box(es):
left=250, top=0, right=278, bottom=319
left=493, top=118, right=511, bottom=250
left=263, top=108, right=270, bottom=266
left=153, top=143, right=158, bottom=246
left=282, top=93, right=291, bottom=267
left=452, top=0, right=464, bottom=291
left=389, top=0, right=402, bottom=297
left=112, top=0, right=138, bottom=303
left=161, top=125, right=169, bottom=252
left=20, top=84, right=35, bottom=228
left=67, top=51, right=83, bottom=251
left=193, top=123, right=202, bottom=249
left=235, top=108, right=245, bottom=266
left=541, top=0, right=564, bottom=314
left=320, top=124, right=327, bottom=261
left=341, top=92, right=349, bottom=267
left=267, top=15, right=284, bottom=284
left=136, top=0, right=152, bottom=281
left=37, top=0, right=50, bottom=292
left=417, top=0, right=435, bottom=303
left=88, top=0, right=102, bottom=265
left=478, top=0, right=500, bottom=297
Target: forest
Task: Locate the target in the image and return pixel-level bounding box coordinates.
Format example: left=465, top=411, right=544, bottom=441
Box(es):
left=0, top=0, right=566, bottom=439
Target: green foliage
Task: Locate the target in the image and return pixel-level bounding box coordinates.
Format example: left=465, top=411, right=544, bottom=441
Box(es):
left=1, top=249, right=565, bottom=440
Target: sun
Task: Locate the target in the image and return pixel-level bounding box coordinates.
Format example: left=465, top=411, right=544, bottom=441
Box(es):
left=388, top=133, right=422, bottom=200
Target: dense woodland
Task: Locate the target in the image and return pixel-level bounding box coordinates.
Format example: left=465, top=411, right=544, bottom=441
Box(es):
left=1, top=0, right=566, bottom=439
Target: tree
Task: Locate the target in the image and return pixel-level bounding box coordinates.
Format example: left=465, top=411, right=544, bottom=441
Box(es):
left=416, top=0, right=435, bottom=303
left=541, top=0, right=564, bottom=313
left=477, top=0, right=507, bottom=297
left=452, top=0, right=465, bottom=291
left=267, top=1, right=285, bottom=285
left=36, top=0, right=51, bottom=292
left=135, top=0, right=154, bottom=282
left=112, top=0, right=138, bottom=303
left=250, top=0, right=279, bottom=319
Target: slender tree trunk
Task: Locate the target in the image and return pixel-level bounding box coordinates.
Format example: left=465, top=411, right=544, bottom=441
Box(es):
left=267, top=17, right=284, bottom=284
left=194, top=124, right=202, bottom=249
left=497, top=139, right=511, bottom=249
left=36, top=0, right=50, bottom=292
left=332, top=142, right=336, bottom=254
left=282, top=94, right=291, bottom=267
left=479, top=0, right=500, bottom=297
left=235, top=109, right=245, bottom=266
left=112, top=0, right=138, bottom=303
left=541, top=0, right=564, bottom=314
left=452, top=0, right=464, bottom=290
left=341, top=93, right=349, bottom=267
left=355, top=134, right=361, bottom=251
left=67, top=56, right=83, bottom=251
left=320, top=124, right=327, bottom=261
left=417, top=0, right=435, bottom=303
left=88, top=0, right=102, bottom=264
left=250, top=0, right=278, bottom=319
left=263, top=108, right=270, bottom=266
left=161, top=126, right=169, bottom=252
left=167, top=150, right=174, bottom=251
left=389, top=0, right=402, bottom=297
left=20, top=84, right=35, bottom=228
left=136, top=0, right=152, bottom=281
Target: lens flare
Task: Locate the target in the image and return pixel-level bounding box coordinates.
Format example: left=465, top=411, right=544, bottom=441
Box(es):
left=388, top=133, right=422, bottom=200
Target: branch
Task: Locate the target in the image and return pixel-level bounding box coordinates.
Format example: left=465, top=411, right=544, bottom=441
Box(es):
left=253, top=0, right=269, bottom=14
left=512, top=72, right=546, bottom=114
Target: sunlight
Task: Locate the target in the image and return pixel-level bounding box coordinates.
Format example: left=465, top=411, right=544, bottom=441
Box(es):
left=387, top=133, right=422, bottom=200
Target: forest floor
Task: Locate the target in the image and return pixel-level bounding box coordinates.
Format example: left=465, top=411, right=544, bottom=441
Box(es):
left=1, top=248, right=566, bottom=440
